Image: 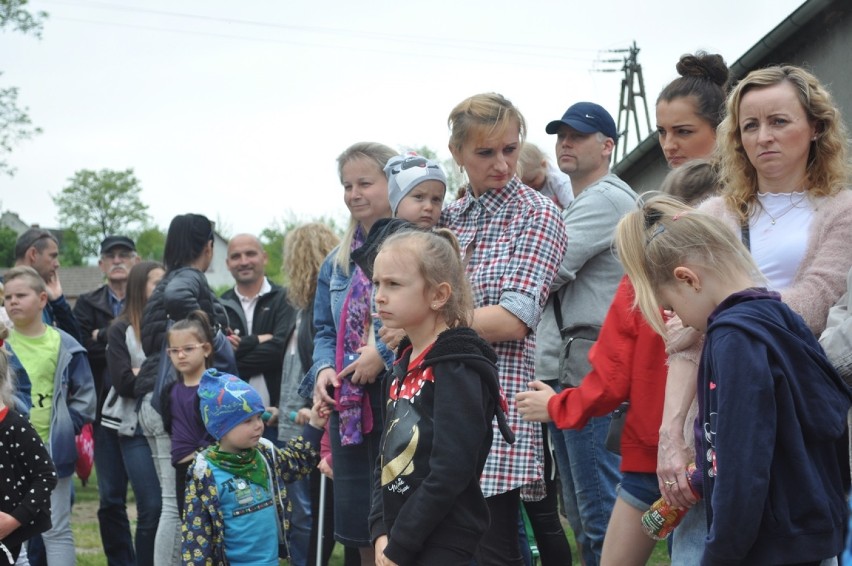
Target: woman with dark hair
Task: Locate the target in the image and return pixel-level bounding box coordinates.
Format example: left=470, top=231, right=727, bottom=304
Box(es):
left=134, top=213, right=235, bottom=566
left=105, top=261, right=164, bottom=566
left=656, top=52, right=729, bottom=168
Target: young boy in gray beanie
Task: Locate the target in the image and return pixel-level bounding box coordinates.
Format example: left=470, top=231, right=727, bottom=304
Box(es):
left=181, top=369, right=327, bottom=565
left=384, top=153, right=447, bottom=229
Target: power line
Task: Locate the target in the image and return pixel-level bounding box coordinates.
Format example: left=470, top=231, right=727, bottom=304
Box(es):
left=49, top=15, right=597, bottom=71
left=41, top=0, right=599, bottom=60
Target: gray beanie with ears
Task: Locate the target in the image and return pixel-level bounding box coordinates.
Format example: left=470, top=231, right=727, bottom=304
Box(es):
left=384, top=154, right=447, bottom=214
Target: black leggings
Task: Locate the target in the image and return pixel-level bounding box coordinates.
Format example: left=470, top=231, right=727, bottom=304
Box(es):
left=174, top=460, right=191, bottom=518
left=523, top=424, right=572, bottom=566
left=475, top=488, right=524, bottom=566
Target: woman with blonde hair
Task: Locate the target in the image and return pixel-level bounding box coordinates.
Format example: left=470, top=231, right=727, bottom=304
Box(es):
left=441, top=92, right=567, bottom=565
left=658, top=65, right=852, bottom=565
left=278, top=222, right=343, bottom=566
left=303, top=142, right=396, bottom=565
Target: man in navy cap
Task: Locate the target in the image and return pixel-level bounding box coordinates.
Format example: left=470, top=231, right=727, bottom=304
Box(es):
left=536, top=102, right=637, bottom=565
left=73, top=234, right=141, bottom=565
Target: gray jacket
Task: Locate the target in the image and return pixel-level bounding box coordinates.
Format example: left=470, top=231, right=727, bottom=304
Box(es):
left=534, top=173, right=637, bottom=382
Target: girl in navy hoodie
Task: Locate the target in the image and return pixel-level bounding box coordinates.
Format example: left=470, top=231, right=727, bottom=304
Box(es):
left=615, top=194, right=851, bottom=565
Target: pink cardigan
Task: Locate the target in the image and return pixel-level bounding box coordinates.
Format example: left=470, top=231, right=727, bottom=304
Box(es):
left=670, top=189, right=852, bottom=362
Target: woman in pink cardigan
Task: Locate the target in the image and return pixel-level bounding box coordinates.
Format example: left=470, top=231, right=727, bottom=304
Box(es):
left=658, top=65, right=852, bottom=563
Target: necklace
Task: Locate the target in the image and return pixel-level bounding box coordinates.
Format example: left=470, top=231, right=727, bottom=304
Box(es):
left=756, top=192, right=808, bottom=225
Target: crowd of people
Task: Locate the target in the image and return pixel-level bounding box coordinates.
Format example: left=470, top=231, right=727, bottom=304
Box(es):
left=1, top=50, right=852, bottom=566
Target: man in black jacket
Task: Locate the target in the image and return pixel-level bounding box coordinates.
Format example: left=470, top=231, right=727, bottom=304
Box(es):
left=220, top=234, right=296, bottom=422
left=72, top=234, right=140, bottom=566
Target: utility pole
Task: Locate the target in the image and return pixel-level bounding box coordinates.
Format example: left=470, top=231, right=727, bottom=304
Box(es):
left=594, top=41, right=652, bottom=160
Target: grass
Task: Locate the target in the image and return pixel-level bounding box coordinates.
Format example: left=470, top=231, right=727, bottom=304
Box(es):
left=71, top=471, right=670, bottom=565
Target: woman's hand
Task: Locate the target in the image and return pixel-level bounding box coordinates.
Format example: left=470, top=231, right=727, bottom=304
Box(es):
left=657, top=431, right=697, bottom=508
left=338, top=345, right=385, bottom=385
left=314, top=368, right=339, bottom=406
left=378, top=327, right=406, bottom=351
left=516, top=381, right=556, bottom=422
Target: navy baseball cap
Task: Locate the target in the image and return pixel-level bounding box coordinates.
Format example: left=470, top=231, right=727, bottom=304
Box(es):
left=545, top=102, right=618, bottom=141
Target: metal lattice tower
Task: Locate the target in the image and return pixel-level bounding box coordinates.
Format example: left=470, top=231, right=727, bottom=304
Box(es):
left=596, top=41, right=652, bottom=159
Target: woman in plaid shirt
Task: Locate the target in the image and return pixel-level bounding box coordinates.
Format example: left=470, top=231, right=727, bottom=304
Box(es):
left=442, top=92, right=567, bottom=565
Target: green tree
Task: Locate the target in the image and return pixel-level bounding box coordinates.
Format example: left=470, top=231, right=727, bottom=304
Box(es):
left=136, top=226, right=166, bottom=261
left=1, top=0, right=47, bottom=36
left=0, top=0, right=47, bottom=176
left=58, top=228, right=84, bottom=266
left=53, top=168, right=152, bottom=257
left=0, top=224, right=16, bottom=266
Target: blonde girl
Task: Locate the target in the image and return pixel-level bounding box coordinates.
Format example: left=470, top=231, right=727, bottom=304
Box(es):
left=369, top=229, right=513, bottom=566
left=616, top=194, right=850, bottom=564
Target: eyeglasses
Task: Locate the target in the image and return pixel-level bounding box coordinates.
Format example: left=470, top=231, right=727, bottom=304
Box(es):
left=101, top=251, right=136, bottom=260
left=166, top=344, right=207, bottom=356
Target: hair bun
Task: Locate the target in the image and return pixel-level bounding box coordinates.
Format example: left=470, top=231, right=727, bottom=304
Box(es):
left=676, top=52, right=729, bottom=89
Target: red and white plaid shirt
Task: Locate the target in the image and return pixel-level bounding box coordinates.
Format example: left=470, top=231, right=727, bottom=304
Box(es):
left=441, top=178, right=567, bottom=498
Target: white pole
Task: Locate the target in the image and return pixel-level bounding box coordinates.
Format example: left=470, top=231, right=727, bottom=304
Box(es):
left=316, top=472, right=327, bottom=566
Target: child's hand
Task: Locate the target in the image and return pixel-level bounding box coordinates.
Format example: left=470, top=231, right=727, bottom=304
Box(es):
left=516, top=381, right=556, bottom=422
left=375, top=536, right=399, bottom=566
left=0, top=510, right=21, bottom=539
left=263, top=406, right=279, bottom=426
left=309, top=401, right=330, bottom=430
left=318, top=456, right=333, bottom=479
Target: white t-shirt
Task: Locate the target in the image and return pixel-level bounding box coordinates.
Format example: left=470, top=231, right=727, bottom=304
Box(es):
left=749, top=191, right=814, bottom=290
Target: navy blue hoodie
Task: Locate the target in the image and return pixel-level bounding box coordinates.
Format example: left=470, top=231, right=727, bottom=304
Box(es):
left=697, top=289, right=852, bottom=565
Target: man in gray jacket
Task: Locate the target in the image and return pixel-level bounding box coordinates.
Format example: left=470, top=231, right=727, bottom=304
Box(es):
left=535, top=102, right=637, bottom=565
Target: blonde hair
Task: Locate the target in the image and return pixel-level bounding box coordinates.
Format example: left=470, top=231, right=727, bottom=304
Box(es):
left=0, top=325, right=15, bottom=409
left=717, top=65, right=851, bottom=221
left=378, top=229, right=473, bottom=328
left=615, top=194, right=762, bottom=336
left=3, top=266, right=46, bottom=295
left=283, top=223, right=340, bottom=310
left=334, top=142, right=396, bottom=274
left=448, top=93, right=526, bottom=155
left=659, top=159, right=722, bottom=206
left=517, top=142, right=546, bottom=181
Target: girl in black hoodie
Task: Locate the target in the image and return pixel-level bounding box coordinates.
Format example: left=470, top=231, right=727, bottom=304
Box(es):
left=368, top=229, right=514, bottom=566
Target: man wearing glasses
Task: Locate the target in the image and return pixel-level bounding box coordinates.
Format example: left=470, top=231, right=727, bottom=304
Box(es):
left=72, top=234, right=140, bottom=566
left=13, top=228, right=83, bottom=342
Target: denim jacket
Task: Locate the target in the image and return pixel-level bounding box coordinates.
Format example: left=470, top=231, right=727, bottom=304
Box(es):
left=5, top=329, right=97, bottom=478
left=298, top=248, right=394, bottom=400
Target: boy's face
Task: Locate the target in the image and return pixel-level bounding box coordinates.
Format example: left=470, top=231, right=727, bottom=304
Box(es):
left=395, top=180, right=445, bottom=229
left=220, top=413, right=265, bottom=453
left=3, top=278, right=47, bottom=326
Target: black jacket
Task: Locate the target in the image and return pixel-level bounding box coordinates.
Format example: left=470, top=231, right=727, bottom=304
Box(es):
left=220, top=283, right=297, bottom=406
left=368, top=327, right=513, bottom=564
left=0, top=408, right=57, bottom=548
left=73, top=284, right=116, bottom=419
left=135, top=267, right=229, bottom=398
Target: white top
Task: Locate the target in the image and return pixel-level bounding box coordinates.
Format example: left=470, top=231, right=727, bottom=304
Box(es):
left=750, top=191, right=814, bottom=290
left=234, top=277, right=272, bottom=406
left=540, top=162, right=574, bottom=208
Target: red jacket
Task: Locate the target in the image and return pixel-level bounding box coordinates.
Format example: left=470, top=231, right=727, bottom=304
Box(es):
left=547, top=276, right=667, bottom=472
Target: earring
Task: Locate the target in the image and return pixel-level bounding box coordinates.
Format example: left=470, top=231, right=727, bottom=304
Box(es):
left=431, top=303, right=438, bottom=310
left=812, top=136, right=818, bottom=141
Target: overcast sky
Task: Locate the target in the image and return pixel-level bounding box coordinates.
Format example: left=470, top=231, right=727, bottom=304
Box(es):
left=2, top=0, right=806, bottom=236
